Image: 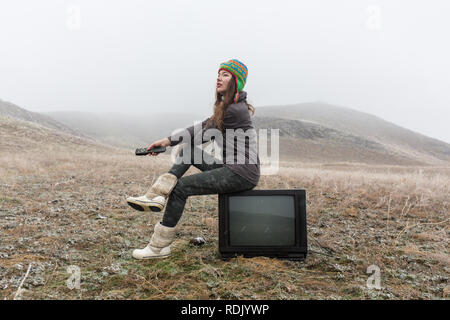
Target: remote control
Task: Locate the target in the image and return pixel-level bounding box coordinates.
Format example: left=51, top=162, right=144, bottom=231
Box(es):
left=135, top=146, right=166, bottom=156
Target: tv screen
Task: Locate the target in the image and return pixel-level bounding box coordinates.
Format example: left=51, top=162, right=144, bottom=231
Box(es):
left=228, top=195, right=296, bottom=246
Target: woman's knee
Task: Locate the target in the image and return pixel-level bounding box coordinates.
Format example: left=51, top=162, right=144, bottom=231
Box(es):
left=171, top=178, right=187, bottom=198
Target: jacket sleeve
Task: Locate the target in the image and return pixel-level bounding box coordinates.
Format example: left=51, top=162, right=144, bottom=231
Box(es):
left=166, top=117, right=213, bottom=147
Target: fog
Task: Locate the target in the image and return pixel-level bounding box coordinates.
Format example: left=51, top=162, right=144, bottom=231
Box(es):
left=1, top=0, right=449, bottom=143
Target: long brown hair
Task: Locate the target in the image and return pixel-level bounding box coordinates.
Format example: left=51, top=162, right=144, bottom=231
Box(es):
left=205, top=74, right=255, bottom=131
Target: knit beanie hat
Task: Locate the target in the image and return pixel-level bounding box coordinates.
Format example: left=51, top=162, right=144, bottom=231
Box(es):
left=218, top=59, right=248, bottom=103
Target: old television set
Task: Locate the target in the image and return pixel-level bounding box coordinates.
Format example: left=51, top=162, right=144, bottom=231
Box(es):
left=218, top=189, right=307, bottom=260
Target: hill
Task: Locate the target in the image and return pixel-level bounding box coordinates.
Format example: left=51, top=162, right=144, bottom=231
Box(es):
left=44, top=102, right=450, bottom=165
left=252, top=116, right=424, bottom=165
left=0, top=99, right=86, bottom=139
left=256, top=102, right=450, bottom=165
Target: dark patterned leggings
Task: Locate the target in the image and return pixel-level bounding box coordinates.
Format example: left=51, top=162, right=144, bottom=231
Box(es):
left=162, top=143, right=257, bottom=227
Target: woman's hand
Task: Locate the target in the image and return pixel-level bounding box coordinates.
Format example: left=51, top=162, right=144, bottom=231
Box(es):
left=147, top=137, right=171, bottom=156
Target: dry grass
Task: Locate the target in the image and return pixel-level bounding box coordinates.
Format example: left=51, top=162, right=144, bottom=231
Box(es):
left=0, top=144, right=449, bottom=300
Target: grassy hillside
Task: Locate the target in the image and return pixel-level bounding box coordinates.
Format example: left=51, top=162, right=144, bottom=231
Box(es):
left=0, top=99, right=85, bottom=139
left=1, top=115, right=448, bottom=299
left=252, top=116, right=424, bottom=165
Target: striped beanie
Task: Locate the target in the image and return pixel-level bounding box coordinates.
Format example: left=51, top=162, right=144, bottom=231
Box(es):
left=218, top=59, right=248, bottom=103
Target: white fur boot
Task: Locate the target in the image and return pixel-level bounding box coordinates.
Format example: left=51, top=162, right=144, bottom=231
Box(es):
left=132, top=222, right=177, bottom=259
left=126, top=172, right=178, bottom=212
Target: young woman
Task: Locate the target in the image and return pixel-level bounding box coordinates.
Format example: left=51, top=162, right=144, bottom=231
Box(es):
left=126, top=59, right=260, bottom=259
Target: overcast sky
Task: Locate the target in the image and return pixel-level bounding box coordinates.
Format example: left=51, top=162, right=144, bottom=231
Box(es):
left=1, top=0, right=449, bottom=143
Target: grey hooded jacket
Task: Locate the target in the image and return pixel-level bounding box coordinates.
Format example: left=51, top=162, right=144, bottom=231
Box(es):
left=166, top=91, right=260, bottom=186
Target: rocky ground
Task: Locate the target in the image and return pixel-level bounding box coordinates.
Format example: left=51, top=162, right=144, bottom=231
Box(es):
left=0, top=149, right=449, bottom=300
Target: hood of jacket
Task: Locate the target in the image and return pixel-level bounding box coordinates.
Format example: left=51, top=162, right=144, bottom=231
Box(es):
left=236, top=90, right=247, bottom=103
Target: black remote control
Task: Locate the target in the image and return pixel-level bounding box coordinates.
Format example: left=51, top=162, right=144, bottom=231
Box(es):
left=135, top=146, right=166, bottom=156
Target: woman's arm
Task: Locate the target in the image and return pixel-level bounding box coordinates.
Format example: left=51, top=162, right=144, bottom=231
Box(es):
left=166, top=117, right=212, bottom=147
left=146, top=137, right=171, bottom=156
